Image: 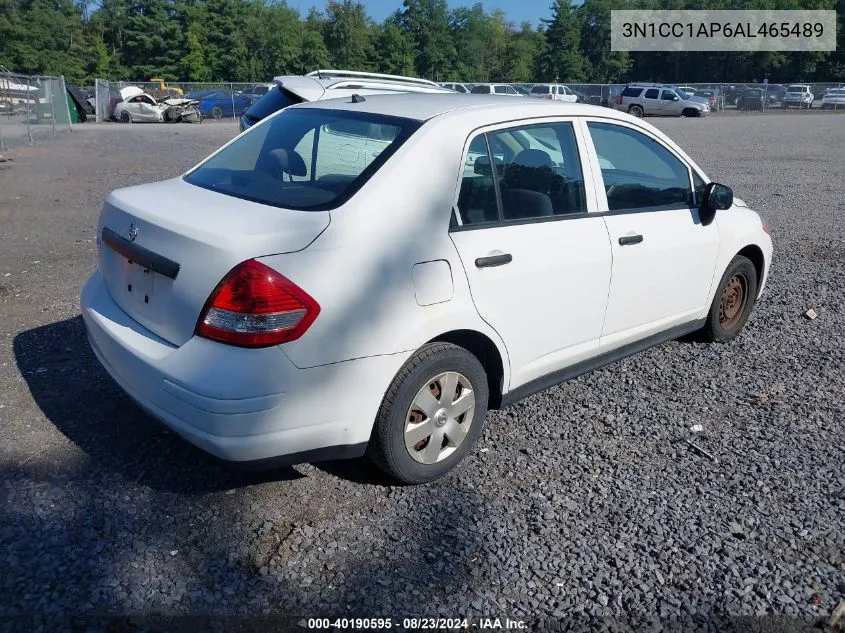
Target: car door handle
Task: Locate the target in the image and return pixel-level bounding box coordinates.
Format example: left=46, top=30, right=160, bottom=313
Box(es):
left=618, top=234, right=644, bottom=246
left=475, top=253, right=512, bottom=268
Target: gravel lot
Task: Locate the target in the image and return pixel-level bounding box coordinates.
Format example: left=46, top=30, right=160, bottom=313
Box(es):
left=1, top=114, right=843, bottom=632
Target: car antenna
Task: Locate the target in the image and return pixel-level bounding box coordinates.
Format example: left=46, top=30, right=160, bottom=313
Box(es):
left=351, top=93, right=366, bottom=103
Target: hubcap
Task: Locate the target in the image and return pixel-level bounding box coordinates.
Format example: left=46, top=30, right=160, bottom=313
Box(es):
left=404, top=371, right=476, bottom=465
left=719, top=273, right=748, bottom=330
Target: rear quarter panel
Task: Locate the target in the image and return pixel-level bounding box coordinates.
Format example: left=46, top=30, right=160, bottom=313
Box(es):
left=261, top=118, right=510, bottom=384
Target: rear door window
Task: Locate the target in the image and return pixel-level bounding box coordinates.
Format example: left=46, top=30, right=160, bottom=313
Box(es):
left=644, top=88, right=659, bottom=99
left=494, top=86, right=508, bottom=94
left=531, top=85, right=551, bottom=95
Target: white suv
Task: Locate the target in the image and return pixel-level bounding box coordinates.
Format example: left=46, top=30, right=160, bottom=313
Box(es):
left=81, top=94, right=772, bottom=484
left=781, top=84, right=814, bottom=108
left=240, top=69, right=451, bottom=131
left=528, top=84, right=578, bottom=102
left=471, top=84, right=523, bottom=97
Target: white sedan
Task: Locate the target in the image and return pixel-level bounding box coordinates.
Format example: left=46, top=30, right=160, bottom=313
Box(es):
left=113, top=93, right=198, bottom=123
left=81, top=94, right=773, bottom=483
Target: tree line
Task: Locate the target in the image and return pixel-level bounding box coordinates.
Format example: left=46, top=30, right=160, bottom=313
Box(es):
left=0, top=0, right=842, bottom=86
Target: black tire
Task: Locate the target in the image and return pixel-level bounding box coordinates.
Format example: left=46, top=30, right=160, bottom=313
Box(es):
left=120, top=110, right=131, bottom=123
left=367, top=342, right=489, bottom=484
left=212, top=105, right=223, bottom=119
left=698, top=255, right=758, bottom=343
left=628, top=105, right=643, bottom=117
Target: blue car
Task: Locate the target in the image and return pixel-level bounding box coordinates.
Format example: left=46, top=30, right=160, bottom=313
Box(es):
left=185, top=89, right=252, bottom=119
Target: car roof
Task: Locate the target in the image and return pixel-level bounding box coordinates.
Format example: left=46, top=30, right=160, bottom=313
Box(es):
left=291, top=92, right=632, bottom=122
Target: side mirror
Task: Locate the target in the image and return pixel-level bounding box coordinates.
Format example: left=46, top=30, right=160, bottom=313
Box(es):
left=699, top=182, right=733, bottom=226
left=673, top=96, right=680, bottom=101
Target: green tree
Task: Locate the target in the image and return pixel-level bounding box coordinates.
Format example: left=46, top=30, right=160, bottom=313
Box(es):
left=323, top=0, right=373, bottom=70
left=398, top=0, right=455, bottom=80
left=539, top=0, right=589, bottom=82
left=374, top=23, right=415, bottom=76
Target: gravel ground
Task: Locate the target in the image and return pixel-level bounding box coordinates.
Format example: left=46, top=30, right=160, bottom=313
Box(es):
left=1, top=115, right=843, bottom=632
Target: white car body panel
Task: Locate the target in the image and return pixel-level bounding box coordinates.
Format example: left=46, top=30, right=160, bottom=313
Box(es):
left=81, top=94, right=773, bottom=464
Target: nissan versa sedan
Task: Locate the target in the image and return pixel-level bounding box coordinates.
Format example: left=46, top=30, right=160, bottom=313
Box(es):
left=81, top=94, right=773, bottom=484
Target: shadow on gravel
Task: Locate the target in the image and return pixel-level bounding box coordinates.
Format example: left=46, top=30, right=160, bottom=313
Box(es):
left=12, top=316, right=304, bottom=492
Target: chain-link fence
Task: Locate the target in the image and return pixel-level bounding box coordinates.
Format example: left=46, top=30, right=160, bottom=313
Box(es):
left=94, top=80, right=262, bottom=123
left=0, top=70, right=74, bottom=150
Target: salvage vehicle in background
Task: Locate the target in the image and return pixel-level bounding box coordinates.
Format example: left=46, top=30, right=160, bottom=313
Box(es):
left=185, top=89, right=252, bottom=119
left=113, top=92, right=201, bottom=123
left=616, top=83, right=709, bottom=117
left=440, top=82, right=472, bottom=93
left=781, top=85, right=814, bottom=108
left=470, top=83, right=524, bottom=96
left=737, top=88, right=765, bottom=111
left=240, top=70, right=452, bottom=131
left=81, top=94, right=772, bottom=484
left=820, top=87, right=845, bottom=109
left=528, top=83, right=578, bottom=102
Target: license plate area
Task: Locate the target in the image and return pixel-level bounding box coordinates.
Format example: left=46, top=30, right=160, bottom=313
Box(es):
left=125, top=258, right=155, bottom=305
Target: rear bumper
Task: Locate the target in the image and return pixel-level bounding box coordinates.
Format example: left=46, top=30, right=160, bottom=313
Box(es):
left=80, top=271, right=401, bottom=463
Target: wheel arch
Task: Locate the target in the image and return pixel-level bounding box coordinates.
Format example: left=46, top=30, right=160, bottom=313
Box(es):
left=736, top=244, right=765, bottom=292
left=427, top=329, right=506, bottom=410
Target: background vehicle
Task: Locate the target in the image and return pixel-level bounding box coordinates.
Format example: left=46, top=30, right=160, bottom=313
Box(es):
left=528, top=83, right=578, bottom=102
left=616, top=83, right=709, bottom=117
left=821, top=87, right=845, bottom=109
left=440, top=82, right=472, bottom=93
left=113, top=92, right=201, bottom=123
left=737, top=88, right=765, bottom=110
left=762, top=84, right=787, bottom=105
left=240, top=69, right=450, bottom=131
left=185, top=89, right=252, bottom=119
left=781, top=84, right=814, bottom=108
left=470, top=83, right=523, bottom=96
left=148, top=78, right=183, bottom=99
left=241, top=83, right=275, bottom=104
left=695, top=89, right=723, bottom=111
left=82, top=94, right=771, bottom=484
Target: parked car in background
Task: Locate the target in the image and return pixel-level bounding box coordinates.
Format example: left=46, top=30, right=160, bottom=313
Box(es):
left=762, top=84, right=787, bottom=105
left=440, top=82, right=472, bottom=93
left=186, top=89, right=252, bottom=119
left=677, top=86, right=697, bottom=95
left=242, top=84, right=275, bottom=103
left=240, top=70, right=451, bottom=132
left=821, top=87, right=845, bottom=109
left=470, top=83, right=523, bottom=96
left=512, top=85, right=531, bottom=95
left=695, top=89, right=724, bottom=111
left=113, top=92, right=201, bottom=123
left=528, top=83, right=578, bottom=102
left=81, top=93, right=772, bottom=484
left=781, top=85, right=814, bottom=109
left=616, top=83, right=709, bottom=117
left=737, top=88, right=765, bottom=110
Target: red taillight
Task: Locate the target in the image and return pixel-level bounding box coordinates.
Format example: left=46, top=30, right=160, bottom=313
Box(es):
left=195, top=259, right=320, bottom=348
left=617, top=95, right=623, bottom=105
left=761, top=221, right=770, bottom=234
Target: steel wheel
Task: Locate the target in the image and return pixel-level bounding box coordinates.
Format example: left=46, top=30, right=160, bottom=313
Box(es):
left=404, top=371, right=476, bottom=464
left=718, top=273, right=748, bottom=331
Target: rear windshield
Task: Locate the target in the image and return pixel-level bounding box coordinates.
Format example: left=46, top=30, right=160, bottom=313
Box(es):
left=184, top=109, right=421, bottom=211
left=787, top=86, right=806, bottom=93
left=530, top=85, right=551, bottom=94
left=243, top=86, right=303, bottom=122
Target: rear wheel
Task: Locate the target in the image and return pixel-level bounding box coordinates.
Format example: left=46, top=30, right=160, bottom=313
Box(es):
left=367, top=342, right=489, bottom=484
left=212, top=105, right=223, bottom=119
left=628, top=105, right=643, bottom=117
left=120, top=111, right=131, bottom=123
left=698, top=255, right=758, bottom=343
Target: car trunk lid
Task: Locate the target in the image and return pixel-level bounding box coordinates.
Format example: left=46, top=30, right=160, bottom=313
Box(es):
left=97, top=177, right=329, bottom=346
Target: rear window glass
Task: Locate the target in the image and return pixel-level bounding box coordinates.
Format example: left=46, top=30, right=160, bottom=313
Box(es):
left=471, top=85, right=491, bottom=94
left=621, top=87, right=643, bottom=97
left=530, top=85, right=551, bottom=94
left=787, top=86, right=805, bottom=93
left=243, top=86, right=303, bottom=122
left=184, top=109, right=420, bottom=211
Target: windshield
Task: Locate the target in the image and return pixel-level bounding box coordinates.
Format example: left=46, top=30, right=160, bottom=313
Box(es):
left=185, top=109, right=420, bottom=211
left=675, top=90, right=690, bottom=99
left=787, top=86, right=805, bottom=93
left=243, top=86, right=304, bottom=122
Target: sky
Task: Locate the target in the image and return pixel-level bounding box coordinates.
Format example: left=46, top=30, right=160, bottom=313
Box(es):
left=286, top=0, right=553, bottom=27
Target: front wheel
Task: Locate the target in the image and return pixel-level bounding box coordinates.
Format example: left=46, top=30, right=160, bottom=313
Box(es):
left=367, top=342, right=489, bottom=484
left=698, top=255, right=759, bottom=343
left=211, top=105, right=223, bottom=119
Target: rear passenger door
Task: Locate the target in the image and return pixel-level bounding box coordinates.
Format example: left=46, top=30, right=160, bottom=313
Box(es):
left=581, top=119, right=720, bottom=348
left=642, top=88, right=661, bottom=114
left=449, top=120, right=612, bottom=390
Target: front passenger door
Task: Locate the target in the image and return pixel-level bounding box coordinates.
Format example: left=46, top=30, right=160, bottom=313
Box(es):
left=583, top=120, right=720, bottom=347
